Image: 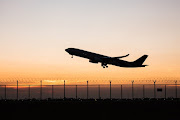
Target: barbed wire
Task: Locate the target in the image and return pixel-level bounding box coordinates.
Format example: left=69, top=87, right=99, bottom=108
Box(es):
left=0, top=77, right=179, bottom=85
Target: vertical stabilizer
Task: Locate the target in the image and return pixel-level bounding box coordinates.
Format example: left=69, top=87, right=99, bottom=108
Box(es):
left=133, top=55, right=148, bottom=66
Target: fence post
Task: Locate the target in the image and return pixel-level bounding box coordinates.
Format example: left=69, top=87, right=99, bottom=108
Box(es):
left=29, top=85, right=30, bottom=99
left=98, top=85, right=101, bottom=99
left=40, top=80, right=42, bottom=100
left=87, top=81, right=88, bottom=99
left=110, top=81, right=111, bottom=99
left=17, top=80, right=18, bottom=100
left=64, top=80, right=65, bottom=99
left=76, top=85, right=77, bottom=99
left=121, top=85, right=122, bottom=99
left=175, top=81, right=177, bottom=99
left=165, top=85, right=166, bottom=99
left=153, top=80, right=156, bottom=99
left=52, top=85, right=54, bottom=99
left=143, top=85, right=145, bottom=99
left=132, top=80, right=134, bottom=99
left=5, top=85, right=6, bottom=100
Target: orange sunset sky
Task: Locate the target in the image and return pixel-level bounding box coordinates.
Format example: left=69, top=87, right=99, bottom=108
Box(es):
left=0, top=0, right=180, bottom=85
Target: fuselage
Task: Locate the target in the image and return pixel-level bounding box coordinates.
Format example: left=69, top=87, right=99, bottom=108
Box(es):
left=65, top=48, right=147, bottom=67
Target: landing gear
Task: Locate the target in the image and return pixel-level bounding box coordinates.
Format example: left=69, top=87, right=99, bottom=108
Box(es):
left=71, top=55, right=73, bottom=58
left=101, top=63, right=108, bottom=68
left=102, top=65, right=108, bottom=68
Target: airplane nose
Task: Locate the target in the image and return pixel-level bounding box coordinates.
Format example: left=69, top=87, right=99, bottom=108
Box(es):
left=65, top=49, right=68, bottom=52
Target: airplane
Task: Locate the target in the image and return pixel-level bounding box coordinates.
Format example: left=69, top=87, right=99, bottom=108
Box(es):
left=65, top=48, right=148, bottom=68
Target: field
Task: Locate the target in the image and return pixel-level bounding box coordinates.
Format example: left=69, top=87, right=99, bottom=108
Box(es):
left=0, top=99, right=180, bottom=120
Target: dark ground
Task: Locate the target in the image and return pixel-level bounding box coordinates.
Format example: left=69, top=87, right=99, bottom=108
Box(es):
left=0, top=99, right=180, bottom=120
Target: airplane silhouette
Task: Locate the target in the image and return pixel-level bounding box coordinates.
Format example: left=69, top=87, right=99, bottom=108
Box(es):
left=65, top=48, right=148, bottom=68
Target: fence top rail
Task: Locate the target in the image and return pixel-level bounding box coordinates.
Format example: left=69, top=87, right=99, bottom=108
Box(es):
left=0, top=84, right=180, bottom=87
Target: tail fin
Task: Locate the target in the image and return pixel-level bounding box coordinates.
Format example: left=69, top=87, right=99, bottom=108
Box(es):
left=133, top=55, right=148, bottom=66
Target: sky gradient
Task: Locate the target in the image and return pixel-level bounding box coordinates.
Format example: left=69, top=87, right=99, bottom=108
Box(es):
left=0, top=0, right=180, bottom=85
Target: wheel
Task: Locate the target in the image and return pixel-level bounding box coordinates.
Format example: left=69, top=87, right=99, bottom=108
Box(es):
left=103, top=66, right=105, bottom=68
left=106, top=66, right=108, bottom=68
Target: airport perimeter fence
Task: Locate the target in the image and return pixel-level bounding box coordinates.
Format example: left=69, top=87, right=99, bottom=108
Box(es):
left=0, top=81, right=179, bottom=100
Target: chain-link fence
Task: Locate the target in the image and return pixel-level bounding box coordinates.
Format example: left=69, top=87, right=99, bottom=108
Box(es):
left=0, top=82, right=179, bottom=100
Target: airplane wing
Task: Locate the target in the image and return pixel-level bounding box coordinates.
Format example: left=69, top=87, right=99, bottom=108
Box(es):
left=102, top=54, right=129, bottom=60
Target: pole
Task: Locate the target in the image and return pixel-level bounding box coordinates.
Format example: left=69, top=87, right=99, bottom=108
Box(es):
left=87, top=81, right=88, bottom=99
left=153, top=80, right=156, bottom=99
left=29, top=85, right=30, bottom=99
left=52, top=85, right=54, bottom=99
left=175, top=81, right=177, bottom=99
left=17, top=80, right=18, bottom=100
left=99, top=85, right=101, bottom=99
left=143, top=85, right=145, bottom=99
left=121, top=85, right=122, bottom=99
left=110, top=81, right=111, bottom=99
left=64, top=80, right=65, bottom=99
left=5, top=85, right=6, bottom=100
left=40, top=80, right=42, bottom=100
left=132, top=80, right=134, bottom=99
left=76, top=85, right=77, bottom=99
left=165, top=85, right=166, bottom=99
